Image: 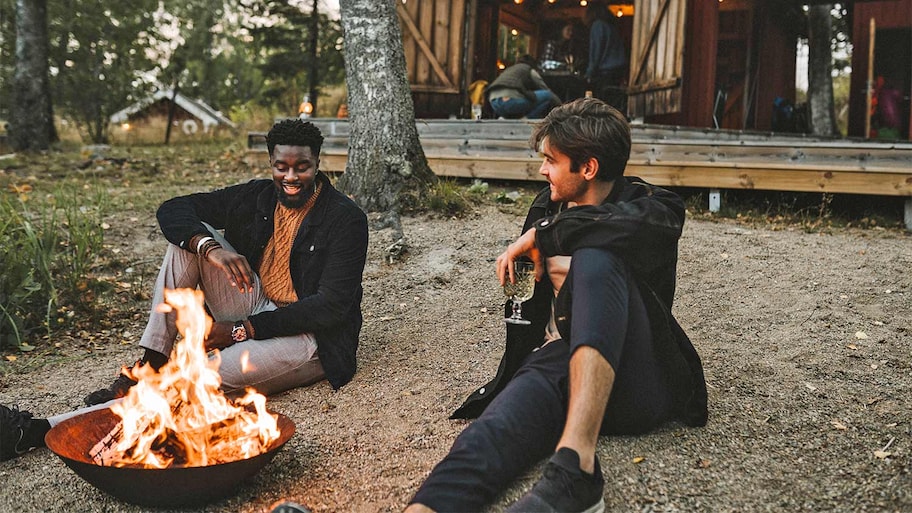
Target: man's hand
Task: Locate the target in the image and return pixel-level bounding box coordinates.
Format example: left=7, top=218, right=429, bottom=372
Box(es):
left=205, top=321, right=236, bottom=352
left=206, top=248, right=255, bottom=293
left=495, top=228, right=544, bottom=285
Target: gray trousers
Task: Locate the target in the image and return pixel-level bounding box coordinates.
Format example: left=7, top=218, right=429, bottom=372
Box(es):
left=141, top=229, right=324, bottom=395
left=50, top=231, right=322, bottom=428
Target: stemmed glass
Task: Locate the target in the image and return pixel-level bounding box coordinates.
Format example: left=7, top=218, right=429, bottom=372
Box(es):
left=503, top=261, right=535, bottom=325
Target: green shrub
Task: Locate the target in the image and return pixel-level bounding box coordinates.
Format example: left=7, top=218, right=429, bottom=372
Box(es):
left=426, top=178, right=469, bottom=217
left=0, top=186, right=107, bottom=351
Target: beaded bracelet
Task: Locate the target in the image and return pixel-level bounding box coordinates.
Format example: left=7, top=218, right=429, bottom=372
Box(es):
left=200, top=240, right=222, bottom=261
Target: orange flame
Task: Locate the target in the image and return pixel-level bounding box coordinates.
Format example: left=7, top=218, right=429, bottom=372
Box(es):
left=108, top=288, right=279, bottom=468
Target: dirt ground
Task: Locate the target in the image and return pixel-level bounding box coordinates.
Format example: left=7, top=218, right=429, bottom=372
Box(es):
left=1, top=194, right=910, bottom=513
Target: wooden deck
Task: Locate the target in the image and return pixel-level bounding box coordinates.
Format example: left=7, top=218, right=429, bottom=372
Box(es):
left=246, top=119, right=912, bottom=228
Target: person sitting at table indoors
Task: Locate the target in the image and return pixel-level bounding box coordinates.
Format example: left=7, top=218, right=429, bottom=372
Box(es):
left=486, top=54, right=561, bottom=120
left=540, top=22, right=583, bottom=73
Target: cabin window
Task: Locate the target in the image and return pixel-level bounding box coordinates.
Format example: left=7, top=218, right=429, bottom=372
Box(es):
left=497, top=23, right=532, bottom=69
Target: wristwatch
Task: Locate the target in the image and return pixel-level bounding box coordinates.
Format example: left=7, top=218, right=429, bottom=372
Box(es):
left=231, top=321, right=249, bottom=343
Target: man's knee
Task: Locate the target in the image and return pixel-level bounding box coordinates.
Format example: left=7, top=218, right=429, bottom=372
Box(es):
left=569, top=247, right=627, bottom=281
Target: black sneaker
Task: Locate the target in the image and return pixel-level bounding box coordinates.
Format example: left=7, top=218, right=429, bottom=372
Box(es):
left=83, top=370, right=138, bottom=406
left=1, top=405, right=46, bottom=461
left=506, top=447, right=605, bottom=513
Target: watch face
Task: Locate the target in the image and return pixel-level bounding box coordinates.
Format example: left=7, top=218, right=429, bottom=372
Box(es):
left=232, top=323, right=247, bottom=342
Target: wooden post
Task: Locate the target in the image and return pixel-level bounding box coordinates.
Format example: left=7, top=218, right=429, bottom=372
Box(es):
left=864, top=18, right=875, bottom=139
left=905, top=198, right=912, bottom=231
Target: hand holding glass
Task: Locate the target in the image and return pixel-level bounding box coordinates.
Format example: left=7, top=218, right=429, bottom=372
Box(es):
left=503, top=261, right=535, bottom=325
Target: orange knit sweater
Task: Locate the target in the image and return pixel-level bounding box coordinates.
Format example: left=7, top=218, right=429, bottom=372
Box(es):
left=259, top=182, right=322, bottom=305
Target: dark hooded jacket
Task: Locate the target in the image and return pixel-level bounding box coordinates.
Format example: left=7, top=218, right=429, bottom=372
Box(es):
left=452, top=177, right=708, bottom=429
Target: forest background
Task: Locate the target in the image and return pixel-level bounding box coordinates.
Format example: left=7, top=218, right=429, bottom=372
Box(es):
left=0, top=1, right=855, bottom=146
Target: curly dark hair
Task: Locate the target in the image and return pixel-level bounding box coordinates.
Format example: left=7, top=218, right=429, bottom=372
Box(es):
left=529, top=97, right=630, bottom=181
left=266, top=118, right=325, bottom=157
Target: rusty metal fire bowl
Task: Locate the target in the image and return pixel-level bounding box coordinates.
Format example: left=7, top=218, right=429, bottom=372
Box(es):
left=45, top=407, right=296, bottom=508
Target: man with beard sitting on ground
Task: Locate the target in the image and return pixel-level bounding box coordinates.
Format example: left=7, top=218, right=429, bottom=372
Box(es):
left=1, top=118, right=368, bottom=461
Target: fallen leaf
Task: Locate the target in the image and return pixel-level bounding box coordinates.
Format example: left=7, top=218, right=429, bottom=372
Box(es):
left=873, top=450, right=891, bottom=459
left=18, top=343, right=35, bottom=352
left=720, top=253, right=729, bottom=259
left=4, top=355, right=17, bottom=362
left=855, top=331, right=868, bottom=339
left=632, top=456, right=646, bottom=464
left=831, top=420, right=848, bottom=430
left=847, top=344, right=858, bottom=350
left=695, top=458, right=711, bottom=469
left=805, top=382, right=818, bottom=392
left=101, top=222, right=111, bottom=230
left=871, top=364, right=878, bottom=370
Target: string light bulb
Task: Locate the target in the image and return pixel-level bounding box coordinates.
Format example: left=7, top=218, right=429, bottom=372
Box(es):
left=580, top=0, right=588, bottom=6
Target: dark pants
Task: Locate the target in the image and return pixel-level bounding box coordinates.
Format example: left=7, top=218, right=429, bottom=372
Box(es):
left=590, top=68, right=627, bottom=114
left=411, top=249, right=682, bottom=511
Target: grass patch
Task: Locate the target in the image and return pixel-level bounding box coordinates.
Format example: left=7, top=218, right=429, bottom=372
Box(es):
left=681, top=188, right=908, bottom=232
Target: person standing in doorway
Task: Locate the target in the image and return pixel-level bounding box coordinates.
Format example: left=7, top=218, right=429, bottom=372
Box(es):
left=585, top=0, right=628, bottom=111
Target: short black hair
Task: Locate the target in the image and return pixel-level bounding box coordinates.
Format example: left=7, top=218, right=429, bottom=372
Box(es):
left=530, top=97, right=630, bottom=181
left=266, top=118, right=325, bottom=156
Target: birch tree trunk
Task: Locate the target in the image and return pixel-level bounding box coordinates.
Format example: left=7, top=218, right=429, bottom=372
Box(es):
left=10, top=0, right=56, bottom=151
left=807, top=4, right=837, bottom=136
left=337, top=0, right=435, bottom=253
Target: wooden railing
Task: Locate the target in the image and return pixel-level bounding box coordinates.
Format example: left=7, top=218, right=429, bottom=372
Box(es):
left=247, top=119, right=912, bottom=228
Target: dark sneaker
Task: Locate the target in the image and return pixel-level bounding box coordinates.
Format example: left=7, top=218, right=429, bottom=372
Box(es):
left=506, top=447, right=605, bottom=513
left=1, top=405, right=46, bottom=461
left=83, top=370, right=138, bottom=406
left=269, top=501, right=312, bottom=513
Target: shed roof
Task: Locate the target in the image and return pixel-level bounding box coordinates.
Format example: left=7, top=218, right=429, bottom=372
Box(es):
left=110, top=89, right=236, bottom=130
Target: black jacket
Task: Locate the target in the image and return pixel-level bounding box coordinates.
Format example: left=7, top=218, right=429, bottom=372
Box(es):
left=452, top=177, right=708, bottom=428
left=156, top=172, right=368, bottom=389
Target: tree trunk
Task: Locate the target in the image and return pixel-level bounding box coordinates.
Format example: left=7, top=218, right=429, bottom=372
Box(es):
left=10, top=0, right=56, bottom=151
left=807, top=4, right=837, bottom=136
left=337, top=0, right=435, bottom=252
left=164, top=85, right=179, bottom=145
left=308, top=0, right=320, bottom=114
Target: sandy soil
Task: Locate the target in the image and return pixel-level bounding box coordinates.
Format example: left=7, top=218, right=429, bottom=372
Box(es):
left=1, top=198, right=910, bottom=513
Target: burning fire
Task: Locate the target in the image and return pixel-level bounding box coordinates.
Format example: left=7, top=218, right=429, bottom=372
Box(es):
left=94, top=288, right=279, bottom=468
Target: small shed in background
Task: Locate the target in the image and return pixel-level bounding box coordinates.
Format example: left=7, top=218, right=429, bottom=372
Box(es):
left=109, top=89, right=237, bottom=143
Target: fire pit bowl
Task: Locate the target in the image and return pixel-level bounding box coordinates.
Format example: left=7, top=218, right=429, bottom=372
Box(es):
left=45, top=407, right=295, bottom=508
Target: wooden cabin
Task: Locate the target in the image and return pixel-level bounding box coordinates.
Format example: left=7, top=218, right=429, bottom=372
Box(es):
left=847, top=0, right=912, bottom=140
left=397, top=0, right=803, bottom=131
